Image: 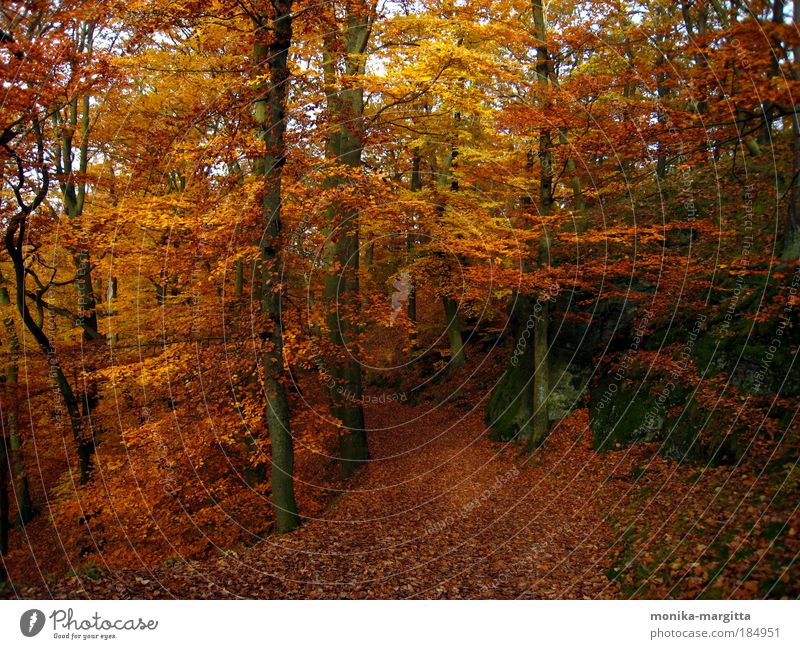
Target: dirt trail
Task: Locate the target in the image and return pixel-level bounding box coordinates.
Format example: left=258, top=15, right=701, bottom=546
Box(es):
left=23, top=401, right=630, bottom=599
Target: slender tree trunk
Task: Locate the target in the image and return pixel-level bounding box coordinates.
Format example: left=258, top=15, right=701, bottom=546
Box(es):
left=53, top=42, right=100, bottom=340
left=105, top=277, right=118, bottom=345
left=364, top=241, right=374, bottom=268
left=442, top=296, right=467, bottom=368
left=3, top=171, right=93, bottom=482
left=559, top=128, right=584, bottom=214
left=0, top=287, right=33, bottom=523
left=488, top=0, right=552, bottom=445
left=321, top=5, right=373, bottom=475
left=653, top=3, right=671, bottom=180
left=530, top=0, right=552, bottom=447
left=0, top=430, right=8, bottom=584
left=53, top=27, right=103, bottom=467
left=235, top=259, right=244, bottom=297
left=437, top=127, right=467, bottom=369
left=785, top=0, right=800, bottom=260
left=407, top=148, right=421, bottom=346
left=485, top=293, right=536, bottom=441
left=253, top=0, right=300, bottom=533
left=406, top=251, right=417, bottom=345
left=530, top=300, right=550, bottom=448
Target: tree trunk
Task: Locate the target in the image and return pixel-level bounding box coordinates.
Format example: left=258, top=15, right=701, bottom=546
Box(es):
left=253, top=0, right=300, bottom=533
left=653, top=3, right=670, bottom=180
left=235, top=259, right=244, bottom=297
left=530, top=0, right=552, bottom=447
left=0, top=287, right=33, bottom=523
left=485, top=294, right=536, bottom=441
left=437, top=126, right=467, bottom=369
left=321, top=4, right=373, bottom=476
left=3, top=143, right=94, bottom=483
left=52, top=44, right=100, bottom=341
left=0, top=429, right=8, bottom=584
left=487, top=0, right=552, bottom=447
left=53, top=30, right=103, bottom=465
left=442, top=296, right=467, bottom=369
left=407, top=148, right=421, bottom=346
left=559, top=128, right=584, bottom=214
left=785, top=0, right=800, bottom=261
left=530, top=300, right=550, bottom=449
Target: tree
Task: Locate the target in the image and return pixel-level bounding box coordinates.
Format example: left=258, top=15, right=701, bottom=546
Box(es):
left=50, top=18, right=106, bottom=482
left=319, top=0, right=376, bottom=475
left=786, top=0, right=800, bottom=260
left=252, top=0, right=301, bottom=533
left=0, top=283, right=33, bottom=523
left=437, top=113, right=467, bottom=370
left=2, top=119, right=96, bottom=483
left=486, top=0, right=553, bottom=447
left=0, top=427, right=7, bottom=584
left=0, top=3, right=102, bottom=484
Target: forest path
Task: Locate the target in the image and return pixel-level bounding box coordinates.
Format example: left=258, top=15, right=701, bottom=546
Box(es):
left=52, top=398, right=629, bottom=599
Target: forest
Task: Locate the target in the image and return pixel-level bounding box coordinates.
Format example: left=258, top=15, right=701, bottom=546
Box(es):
left=0, top=0, right=798, bottom=599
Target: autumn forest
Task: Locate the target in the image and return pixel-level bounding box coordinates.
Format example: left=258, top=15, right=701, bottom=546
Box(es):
left=0, top=0, right=799, bottom=600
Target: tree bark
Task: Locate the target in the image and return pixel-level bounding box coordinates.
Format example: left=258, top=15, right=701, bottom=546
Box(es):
left=785, top=0, right=800, bottom=260
left=407, top=148, right=421, bottom=346
left=487, top=0, right=552, bottom=447
left=253, top=0, right=300, bottom=533
left=0, top=286, right=33, bottom=524
left=3, top=120, right=94, bottom=483
left=234, top=260, right=244, bottom=297
left=530, top=300, right=550, bottom=448
left=653, top=3, right=670, bottom=180
left=0, top=429, right=8, bottom=584
left=530, top=0, right=552, bottom=447
left=442, top=295, right=467, bottom=368
left=52, top=25, right=103, bottom=470
left=321, top=3, right=373, bottom=475
left=436, top=125, right=467, bottom=369
left=53, top=26, right=100, bottom=341
left=485, top=293, right=536, bottom=441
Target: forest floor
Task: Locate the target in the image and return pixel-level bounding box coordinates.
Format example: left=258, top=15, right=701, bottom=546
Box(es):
left=7, top=380, right=798, bottom=599
left=10, top=399, right=641, bottom=599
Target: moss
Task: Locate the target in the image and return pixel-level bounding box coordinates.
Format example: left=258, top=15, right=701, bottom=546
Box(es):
left=589, top=375, right=741, bottom=466
left=589, top=378, right=660, bottom=451
left=547, top=362, right=585, bottom=420
left=486, top=361, right=533, bottom=442
left=661, top=396, right=741, bottom=466
left=690, top=271, right=800, bottom=397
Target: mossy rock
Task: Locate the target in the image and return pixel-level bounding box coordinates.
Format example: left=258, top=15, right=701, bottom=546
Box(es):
left=548, top=363, right=585, bottom=420
left=660, top=396, right=741, bottom=466
left=589, top=374, right=741, bottom=466
left=486, top=358, right=535, bottom=442
left=589, top=377, right=663, bottom=451
left=690, top=270, right=800, bottom=397
left=487, top=346, right=586, bottom=442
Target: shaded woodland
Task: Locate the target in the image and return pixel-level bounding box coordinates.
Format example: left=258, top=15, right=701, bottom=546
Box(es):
left=0, top=0, right=798, bottom=598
